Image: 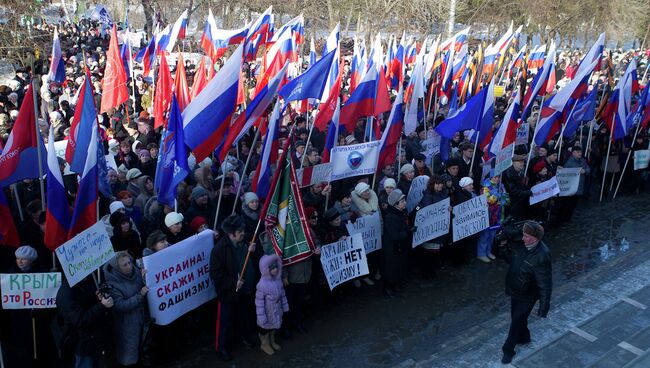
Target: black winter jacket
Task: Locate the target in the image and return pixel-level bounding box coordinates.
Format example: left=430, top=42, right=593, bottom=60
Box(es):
left=502, top=241, right=553, bottom=317
left=209, top=236, right=262, bottom=303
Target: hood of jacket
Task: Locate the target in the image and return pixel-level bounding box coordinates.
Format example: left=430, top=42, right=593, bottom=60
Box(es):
left=259, top=254, right=283, bottom=281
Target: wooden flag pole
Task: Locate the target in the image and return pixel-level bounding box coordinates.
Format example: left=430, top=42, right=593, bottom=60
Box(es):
left=212, top=169, right=228, bottom=231
left=31, top=78, right=46, bottom=212
left=613, top=120, right=643, bottom=199
left=231, top=127, right=261, bottom=215
left=599, top=115, right=616, bottom=202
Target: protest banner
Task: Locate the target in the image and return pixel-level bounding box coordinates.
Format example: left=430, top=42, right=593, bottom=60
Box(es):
left=424, top=129, right=441, bottom=161
left=345, top=211, right=382, bottom=254
left=634, top=150, right=650, bottom=170
left=452, top=194, right=489, bottom=242
left=320, top=233, right=369, bottom=290
left=330, top=141, right=380, bottom=181
left=1, top=273, right=61, bottom=309
left=143, top=230, right=216, bottom=325
left=296, top=162, right=332, bottom=187
left=516, top=123, right=529, bottom=145
left=556, top=168, right=582, bottom=196
left=55, top=222, right=114, bottom=287
left=494, top=144, right=514, bottom=176
left=406, top=175, right=430, bottom=213
left=529, top=177, right=560, bottom=205
left=413, top=198, right=450, bottom=248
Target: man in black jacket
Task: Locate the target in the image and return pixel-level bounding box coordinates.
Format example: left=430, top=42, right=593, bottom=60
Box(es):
left=500, top=221, right=552, bottom=364
left=55, top=275, right=113, bottom=367
left=502, top=154, right=532, bottom=220
left=209, top=215, right=262, bottom=361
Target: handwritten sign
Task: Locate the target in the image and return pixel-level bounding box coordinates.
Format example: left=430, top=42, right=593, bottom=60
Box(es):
left=516, top=123, right=529, bottom=145
left=1, top=273, right=61, bottom=309
left=345, top=211, right=382, bottom=254
left=529, top=177, right=560, bottom=205
left=634, top=150, right=650, bottom=170
left=55, top=222, right=114, bottom=287
left=413, top=198, right=450, bottom=248
left=143, top=230, right=216, bottom=325
left=320, top=233, right=369, bottom=290
left=556, top=167, right=581, bottom=196
left=406, top=175, right=430, bottom=213
left=494, top=144, right=514, bottom=176
left=452, top=195, right=489, bottom=242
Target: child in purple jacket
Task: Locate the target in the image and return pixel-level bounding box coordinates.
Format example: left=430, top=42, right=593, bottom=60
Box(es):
left=255, top=254, right=289, bottom=355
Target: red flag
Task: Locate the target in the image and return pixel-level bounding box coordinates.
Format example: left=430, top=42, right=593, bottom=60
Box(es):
left=154, top=54, right=173, bottom=129
left=375, top=71, right=392, bottom=116
left=190, top=57, right=208, bottom=100
left=174, top=53, right=191, bottom=111
left=0, top=190, right=20, bottom=247
left=237, top=71, right=246, bottom=106
left=100, top=25, right=129, bottom=113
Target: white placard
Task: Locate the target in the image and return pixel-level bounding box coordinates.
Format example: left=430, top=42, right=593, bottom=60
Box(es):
left=345, top=211, right=382, bottom=254
left=634, top=150, right=650, bottom=170
left=516, top=123, right=529, bottom=145
left=529, top=176, right=560, bottom=205
left=406, top=175, right=430, bottom=213
left=452, top=194, right=489, bottom=242
left=330, top=141, right=380, bottom=181
left=1, top=273, right=62, bottom=309
left=55, top=222, right=114, bottom=287
left=319, top=233, right=369, bottom=290
left=295, top=162, right=332, bottom=187
left=143, top=230, right=216, bottom=326
left=494, top=144, right=514, bottom=176
left=424, top=129, right=442, bottom=161
left=556, top=167, right=582, bottom=196
left=413, top=198, right=451, bottom=248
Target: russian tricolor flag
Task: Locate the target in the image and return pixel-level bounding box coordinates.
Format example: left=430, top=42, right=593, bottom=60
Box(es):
left=68, top=121, right=99, bottom=238
left=158, top=10, right=188, bottom=54
left=45, top=126, right=71, bottom=250
left=321, top=97, right=341, bottom=163
left=183, top=44, right=243, bottom=162
left=0, top=84, right=46, bottom=188
left=528, top=44, right=546, bottom=70
left=252, top=100, right=281, bottom=199
left=244, top=6, right=274, bottom=61
left=66, top=69, right=97, bottom=173
left=201, top=9, right=248, bottom=61
left=378, top=86, right=405, bottom=169
left=390, top=32, right=406, bottom=90
left=521, top=42, right=556, bottom=121
left=602, top=59, right=639, bottom=140
left=48, top=28, right=66, bottom=84
left=577, top=32, right=605, bottom=75
left=489, top=88, right=521, bottom=157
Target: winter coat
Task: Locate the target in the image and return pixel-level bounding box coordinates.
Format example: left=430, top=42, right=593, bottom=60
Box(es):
left=110, top=230, right=143, bottom=258
left=255, top=255, right=289, bottom=329
left=103, top=257, right=146, bottom=365
left=240, top=204, right=260, bottom=239
left=184, top=198, right=216, bottom=226
left=502, top=241, right=553, bottom=317
left=210, top=235, right=262, bottom=303
left=382, top=205, right=410, bottom=284
left=55, top=276, right=111, bottom=356
left=134, top=176, right=154, bottom=211
left=350, top=189, right=379, bottom=216
left=398, top=178, right=413, bottom=196
left=502, top=166, right=531, bottom=220
left=481, top=178, right=510, bottom=227
left=332, top=200, right=359, bottom=222
left=563, top=156, right=590, bottom=195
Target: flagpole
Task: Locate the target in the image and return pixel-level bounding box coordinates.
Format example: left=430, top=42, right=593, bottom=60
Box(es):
left=469, top=130, right=479, bottom=177
left=524, top=95, right=546, bottom=177
left=585, top=119, right=595, bottom=159
left=31, top=78, right=46, bottom=212
left=599, top=115, right=616, bottom=202
left=397, top=135, right=403, bottom=181
left=231, top=127, right=261, bottom=215
left=554, top=100, right=579, bottom=153
left=12, top=185, right=24, bottom=222
left=613, top=119, right=642, bottom=199
left=235, top=216, right=263, bottom=292
left=212, top=169, right=227, bottom=231
left=300, top=117, right=315, bottom=169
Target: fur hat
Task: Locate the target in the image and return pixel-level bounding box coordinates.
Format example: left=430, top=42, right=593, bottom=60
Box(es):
left=146, top=230, right=167, bottom=249
left=523, top=221, right=545, bottom=240
left=387, top=189, right=405, bottom=206
left=354, top=182, right=370, bottom=195
left=221, top=215, right=245, bottom=234
left=164, top=212, right=184, bottom=228
left=459, top=177, right=473, bottom=188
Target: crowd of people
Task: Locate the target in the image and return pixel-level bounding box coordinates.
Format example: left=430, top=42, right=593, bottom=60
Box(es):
left=0, top=17, right=649, bottom=368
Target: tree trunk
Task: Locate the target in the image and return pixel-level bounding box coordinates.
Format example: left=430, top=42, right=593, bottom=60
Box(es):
left=141, top=0, right=155, bottom=37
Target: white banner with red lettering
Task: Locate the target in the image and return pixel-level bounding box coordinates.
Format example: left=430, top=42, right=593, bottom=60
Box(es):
left=1, top=273, right=62, bottom=309
left=529, top=177, right=560, bottom=205
left=143, top=230, right=216, bottom=325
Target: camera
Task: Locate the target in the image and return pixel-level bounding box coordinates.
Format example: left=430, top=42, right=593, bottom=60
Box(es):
left=97, top=283, right=114, bottom=298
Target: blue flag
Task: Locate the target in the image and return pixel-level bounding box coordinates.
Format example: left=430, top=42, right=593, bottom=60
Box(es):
left=435, top=85, right=489, bottom=139
left=155, top=94, right=189, bottom=207
left=278, top=49, right=337, bottom=103
left=563, top=86, right=597, bottom=138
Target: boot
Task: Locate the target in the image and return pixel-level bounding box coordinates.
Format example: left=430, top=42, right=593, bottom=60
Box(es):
left=270, top=330, right=282, bottom=351
left=259, top=333, right=275, bottom=355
